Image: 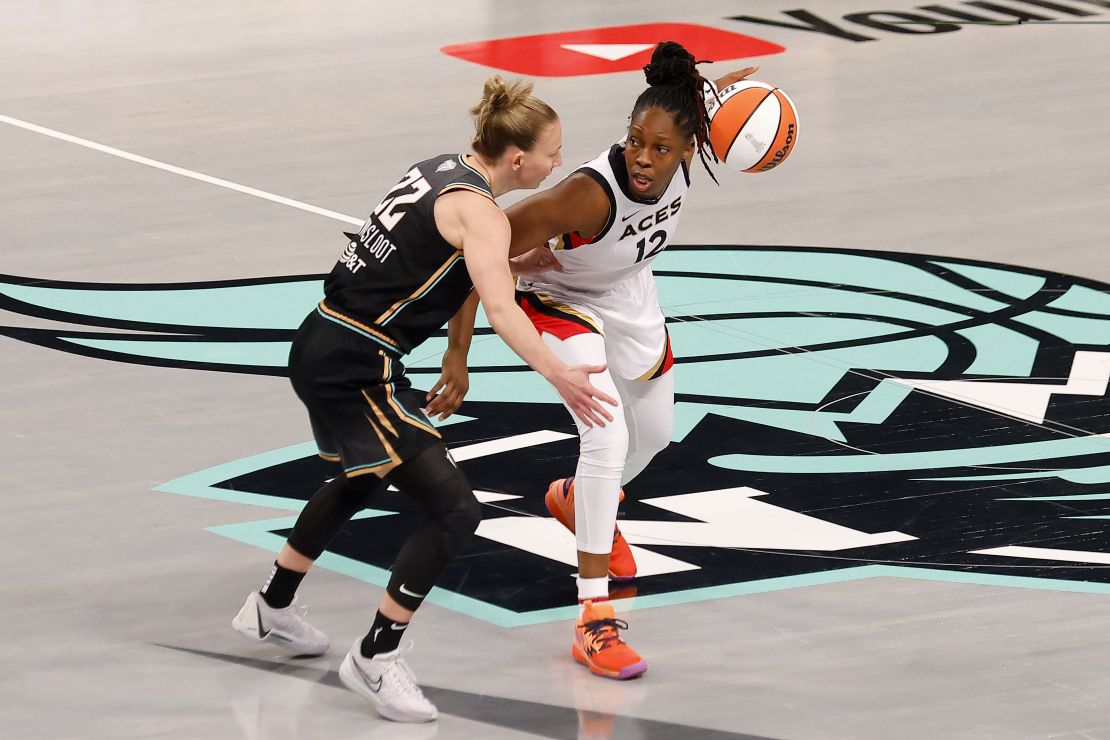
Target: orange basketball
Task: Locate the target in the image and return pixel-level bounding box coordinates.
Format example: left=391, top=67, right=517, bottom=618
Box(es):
left=706, top=80, right=799, bottom=173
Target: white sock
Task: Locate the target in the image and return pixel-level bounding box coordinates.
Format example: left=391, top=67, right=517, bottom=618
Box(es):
left=576, top=576, right=609, bottom=615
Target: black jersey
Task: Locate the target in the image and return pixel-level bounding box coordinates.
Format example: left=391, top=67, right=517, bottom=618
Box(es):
left=319, top=154, right=493, bottom=356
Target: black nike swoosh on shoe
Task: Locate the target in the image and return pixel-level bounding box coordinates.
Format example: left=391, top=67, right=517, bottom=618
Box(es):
left=256, top=604, right=270, bottom=638
left=353, top=658, right=383, bottom=693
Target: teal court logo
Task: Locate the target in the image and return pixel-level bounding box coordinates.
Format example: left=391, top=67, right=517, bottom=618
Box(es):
left=4, top=245, right=1110, bottom=626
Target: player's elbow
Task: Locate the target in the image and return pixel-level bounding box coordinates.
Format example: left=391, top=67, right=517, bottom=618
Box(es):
left=480, top=297, right=518, bottom=332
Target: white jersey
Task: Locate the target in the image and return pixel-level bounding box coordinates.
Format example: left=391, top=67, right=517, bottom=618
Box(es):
left=519, top=140, right=690, bottom=301
left=516, top=141, right=690, bottom=380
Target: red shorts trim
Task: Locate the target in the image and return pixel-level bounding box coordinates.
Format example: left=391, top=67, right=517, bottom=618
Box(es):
left=517, top=292, right=601, bottom=341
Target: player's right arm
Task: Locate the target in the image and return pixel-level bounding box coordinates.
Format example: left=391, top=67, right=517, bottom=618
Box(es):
left=434, top=190, right=616, bottom=427
left=504, top=173, right=610, bottom=259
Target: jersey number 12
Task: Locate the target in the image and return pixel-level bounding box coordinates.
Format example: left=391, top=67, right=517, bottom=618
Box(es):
left=635, top=230, right=667, bottom=263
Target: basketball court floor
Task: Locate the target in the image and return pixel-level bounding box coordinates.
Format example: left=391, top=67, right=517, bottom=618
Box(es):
left=4, top=1, right=1110, bottom=738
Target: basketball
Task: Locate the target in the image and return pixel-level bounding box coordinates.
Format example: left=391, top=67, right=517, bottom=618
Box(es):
left=706, top=81, right=799, bottom=173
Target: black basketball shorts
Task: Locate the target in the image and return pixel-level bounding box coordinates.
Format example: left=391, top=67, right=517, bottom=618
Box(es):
left=288, top=309, right=442, bottom=477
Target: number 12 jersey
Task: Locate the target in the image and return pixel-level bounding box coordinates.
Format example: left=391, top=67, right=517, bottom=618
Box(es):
left=519, top=140, right=690, bottom=302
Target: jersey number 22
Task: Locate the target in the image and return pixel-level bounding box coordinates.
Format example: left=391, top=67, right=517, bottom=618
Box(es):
left=372, top=167, right=431, bottom=231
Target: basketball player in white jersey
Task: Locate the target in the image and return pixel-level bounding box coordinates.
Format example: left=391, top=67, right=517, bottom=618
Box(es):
left=502, top=42, right=758, bottom=679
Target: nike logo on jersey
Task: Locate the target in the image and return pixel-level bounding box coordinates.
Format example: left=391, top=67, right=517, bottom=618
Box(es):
left=621, top=207, right=646, bottom=222
left=398, top=583, right=427, bottom=598
left=618, top=196, right=683, bottom=241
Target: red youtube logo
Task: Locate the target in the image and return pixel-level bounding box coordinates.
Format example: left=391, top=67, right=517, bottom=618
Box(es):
left=441, top=23, right=784, bottom=78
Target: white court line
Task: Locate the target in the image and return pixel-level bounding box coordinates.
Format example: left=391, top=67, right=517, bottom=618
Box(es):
left=0, top=113, right=363, bottom=226
left=380, top=430, right=576, bottom=493
left=972, top=546, right=1110, bottom=566
left=450, top=430, right=576, bottom=462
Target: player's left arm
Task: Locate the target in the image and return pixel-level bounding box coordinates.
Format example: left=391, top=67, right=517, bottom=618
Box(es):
left=712, top=65, right=760, bottom=91
left=688, top=66, right=762, bottom=168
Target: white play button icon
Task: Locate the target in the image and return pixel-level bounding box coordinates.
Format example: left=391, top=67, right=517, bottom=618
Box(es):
left=560, top=43, right=655, bottom=61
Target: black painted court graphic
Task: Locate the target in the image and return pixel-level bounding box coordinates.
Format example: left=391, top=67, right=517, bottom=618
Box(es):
left=4, top=245, right=1110, bottom=622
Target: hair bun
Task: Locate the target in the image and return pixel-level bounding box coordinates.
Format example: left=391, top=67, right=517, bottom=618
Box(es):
left=643, top=41, right=698, bottom=87
left=483, top=76, right=511, bottom=111
left=480, top=75, right=535, bottom=113
left=470, top=77, right=556, bottom=160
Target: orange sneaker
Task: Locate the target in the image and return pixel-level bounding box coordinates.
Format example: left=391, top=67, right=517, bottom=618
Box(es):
left=545, top=478, right=637, bottom=582
left=571, top=600, right=647, bottom=680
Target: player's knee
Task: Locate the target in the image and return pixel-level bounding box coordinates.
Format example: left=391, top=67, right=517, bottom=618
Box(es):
left=439, top=486, right=482, bottom=556
left=579, top=417, right=630, bottom=473
left=639, top=420, right=672, bottom=459
left=286, top=474, right=385, bottom=560
left=385, top=444, right=483, bottom=557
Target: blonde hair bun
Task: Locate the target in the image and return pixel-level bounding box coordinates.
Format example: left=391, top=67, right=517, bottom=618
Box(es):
left=470, top=77, right=556, bottom=159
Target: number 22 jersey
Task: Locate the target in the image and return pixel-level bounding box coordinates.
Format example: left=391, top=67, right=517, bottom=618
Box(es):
left=319, top=154, right=492, bottom=356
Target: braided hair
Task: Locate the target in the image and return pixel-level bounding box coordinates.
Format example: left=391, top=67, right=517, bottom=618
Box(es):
left=632, top=41, right=719, bottom=183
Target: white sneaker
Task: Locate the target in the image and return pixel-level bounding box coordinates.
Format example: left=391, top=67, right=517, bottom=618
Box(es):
left=338, top=640, right=438, bottom=723
left=231, top=591, right=329, bottom=656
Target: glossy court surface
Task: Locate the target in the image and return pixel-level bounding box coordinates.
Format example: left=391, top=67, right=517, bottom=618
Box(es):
left=3, top=2, right=1110, bottom=738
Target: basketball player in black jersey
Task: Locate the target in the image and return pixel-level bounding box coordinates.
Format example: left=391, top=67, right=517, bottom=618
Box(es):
left=231, top=77, right=616, bottom=723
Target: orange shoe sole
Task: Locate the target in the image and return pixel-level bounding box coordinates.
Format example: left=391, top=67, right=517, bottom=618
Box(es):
left=571, top=641, right=648, bottom=680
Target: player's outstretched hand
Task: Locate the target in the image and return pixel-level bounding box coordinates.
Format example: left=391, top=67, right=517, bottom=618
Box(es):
left=713, top=65, right=760, bottom=90
left=552, top=364, right=617, bottom=428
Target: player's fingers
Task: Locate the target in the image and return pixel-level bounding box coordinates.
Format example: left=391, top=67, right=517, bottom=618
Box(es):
left=426, top=377, right=446, bottom=401
left=593, top=399, right=615, bottom=422
left=589, top=385, right=618, bottom=408
left=442, top=393, right=461, bottom=415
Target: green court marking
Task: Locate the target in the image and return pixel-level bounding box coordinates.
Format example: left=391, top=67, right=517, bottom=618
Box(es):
left=65, top=337, right=293, bottom=367
left=713, top=434, right=1110, bottom=475
left=0, top=279, right=323, bottom=329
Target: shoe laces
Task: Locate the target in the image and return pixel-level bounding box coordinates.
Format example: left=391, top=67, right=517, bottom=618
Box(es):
left=377, top=642, right=425, bottom=699
left=283, top=603, right=318, bottom=637
left=583, top=617, right=630, bottom=651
